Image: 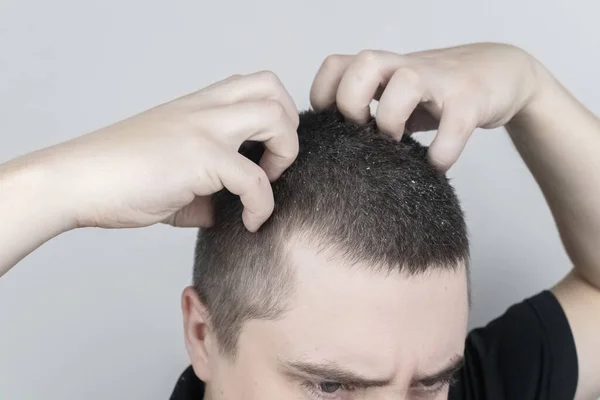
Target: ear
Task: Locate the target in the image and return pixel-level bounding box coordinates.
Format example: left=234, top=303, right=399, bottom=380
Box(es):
left=181, top=286, right=215, bottom=382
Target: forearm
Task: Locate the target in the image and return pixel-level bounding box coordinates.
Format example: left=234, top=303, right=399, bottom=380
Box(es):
left=506, top=64, right=600, bottom=288
left=0, top=153, right=75, bottom=277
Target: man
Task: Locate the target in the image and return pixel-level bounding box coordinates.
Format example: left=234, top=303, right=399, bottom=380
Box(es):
left=176, top=108, right=470, bottom=399
left=1, top=43, right=599, bottom=399
left=174, top=108, right=472, bottom=399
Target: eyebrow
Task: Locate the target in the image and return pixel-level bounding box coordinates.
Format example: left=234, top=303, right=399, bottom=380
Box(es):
left=281, top=360, right=393, bottom=387
left=414, top=356, right=465, bottom=386
left=281, top=356, right=465, bottom=388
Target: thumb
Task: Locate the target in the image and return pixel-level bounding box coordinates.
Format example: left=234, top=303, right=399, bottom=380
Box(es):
left=164, top=196, right=214, bottom=228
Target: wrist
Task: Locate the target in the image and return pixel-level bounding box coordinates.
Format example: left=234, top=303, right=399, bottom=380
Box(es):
left=514, top=56, right=557, bottom=123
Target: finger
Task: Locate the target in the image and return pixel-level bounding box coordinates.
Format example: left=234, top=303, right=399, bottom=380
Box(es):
left=310, top=54, right=353, bottom=110
left=428, top=100, right=478, bottom=172
left=165, top=196, right=214, bottom=228
left=217, top=154, right=274, bottom=232
left=336, top=50, right=405, bottom=124
left=376, top=67, right=426, bottom=140
left=193, top=71, right=300, bottom=128
left=198, top=100, right=299, bottom=181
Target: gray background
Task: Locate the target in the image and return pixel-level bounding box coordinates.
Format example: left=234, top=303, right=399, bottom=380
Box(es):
left=0, top=0, right=596, bottom=399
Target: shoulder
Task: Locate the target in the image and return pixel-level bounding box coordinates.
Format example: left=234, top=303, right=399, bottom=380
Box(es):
left=450, top=291, right=578, bottom=400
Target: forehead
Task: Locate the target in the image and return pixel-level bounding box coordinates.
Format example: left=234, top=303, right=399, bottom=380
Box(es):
left=239, top=239, right=469, bottom=383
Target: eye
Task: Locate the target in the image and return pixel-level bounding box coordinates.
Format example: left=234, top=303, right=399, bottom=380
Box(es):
left=319, top=382, right=342, bottom=393
left=417, top=380, right=444, bottom=391
left=302, top=381, right=357, bottom=398
left=411, top=378, right=454, bottom=395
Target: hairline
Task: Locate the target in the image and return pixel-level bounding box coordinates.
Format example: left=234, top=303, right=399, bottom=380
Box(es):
left=204, top=229, right=471, bottom=359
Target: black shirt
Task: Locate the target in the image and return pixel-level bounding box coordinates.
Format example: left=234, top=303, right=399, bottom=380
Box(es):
left=170, top=291, right=578, bottom=399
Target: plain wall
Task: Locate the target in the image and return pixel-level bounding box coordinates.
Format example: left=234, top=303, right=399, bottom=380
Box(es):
left=0, top=0, right=597, bottom=398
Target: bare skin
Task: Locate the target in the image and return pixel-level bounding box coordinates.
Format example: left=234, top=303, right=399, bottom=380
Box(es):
left=1, top=43, right=599, bottom=399
left=183, top=239, right=469, bottom=399
left=309, top=43, right=600, bottom=399
left=0, top=71, right=300, bottom=276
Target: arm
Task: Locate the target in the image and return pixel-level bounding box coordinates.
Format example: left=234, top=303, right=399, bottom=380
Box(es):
left=507, top=68, right=600, bottom=400
left=0, top=154, right=75, bottom=276
left=310, top=43, right=600, bottom=399
left=0, top=71, right=299, bottom=278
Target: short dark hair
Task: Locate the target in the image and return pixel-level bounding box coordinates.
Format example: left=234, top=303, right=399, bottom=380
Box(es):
left=193, top=110, right=469, bottom=356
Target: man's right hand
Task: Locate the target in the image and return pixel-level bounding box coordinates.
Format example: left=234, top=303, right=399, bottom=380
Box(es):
left=0, top=71, right=298, bottom=276
left=23, top=71, right=299, bottom=232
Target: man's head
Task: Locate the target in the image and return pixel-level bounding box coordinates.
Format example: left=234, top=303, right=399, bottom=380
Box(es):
left=182, top=110, right=469, bottom=399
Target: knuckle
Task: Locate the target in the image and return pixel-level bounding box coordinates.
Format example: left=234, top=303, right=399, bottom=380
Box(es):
left=290, top=134, right=300, bottom=153
left=249, top=164, right=268, bottom=183
left=279, top=139, right=300, bottom=161
left=291, top=110, right=300, bottom=128
left=256, top=70, right=282, bottom=87
left=356, top=49, right=380, bottom=65
left=265, top=199, right=275, bottom=215
left=261, top=99, right=287, bottom=119
left=246, top=166, right=271, bottom=193
left=322, top=54, right=344, bottom=70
